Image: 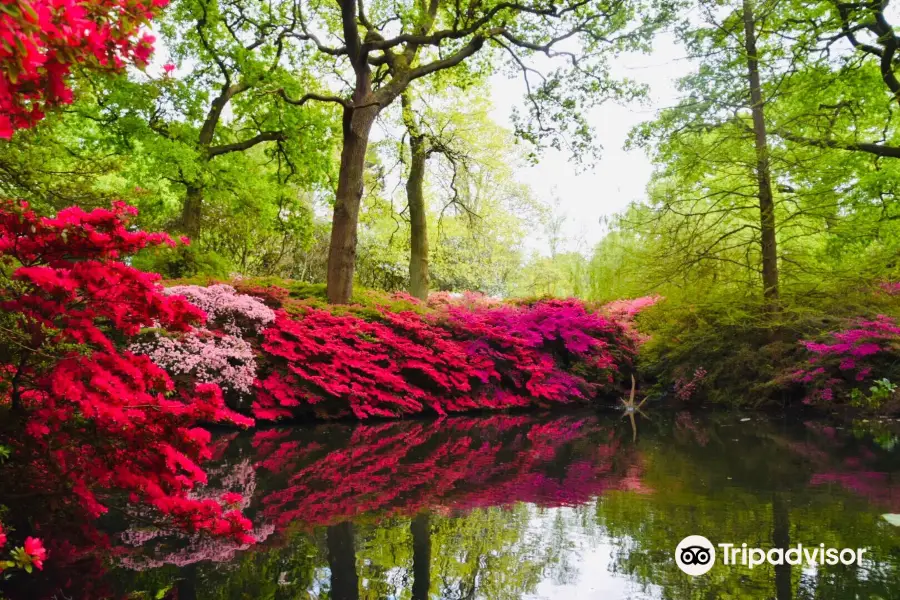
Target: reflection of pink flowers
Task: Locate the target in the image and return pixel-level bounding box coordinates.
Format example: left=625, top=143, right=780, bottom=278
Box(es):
left=24, top=537, right=47, bottom=570
left=810, top=471, right=900, bottom=511
left=119, top=522, right=275, bottom=570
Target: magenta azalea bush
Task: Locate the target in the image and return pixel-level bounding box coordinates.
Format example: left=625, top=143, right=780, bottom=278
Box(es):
left=126, top=281, right=653, bottom=421
left=793, top=315, right=900, bottom=405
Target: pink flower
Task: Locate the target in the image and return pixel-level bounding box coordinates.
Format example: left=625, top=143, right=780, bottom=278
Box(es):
left=163, top=63, right=176, bottom=74
left=851, top=343, right=881, bottom=357
left=0, top=523, right=6, bottom=549
left=23, top=537, right=47, bottom=570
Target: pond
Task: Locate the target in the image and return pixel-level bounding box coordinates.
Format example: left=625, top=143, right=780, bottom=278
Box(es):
left=5, top=411, right=900, bottom=599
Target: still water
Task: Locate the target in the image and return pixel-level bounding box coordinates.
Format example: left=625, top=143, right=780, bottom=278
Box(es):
left=9, top=411, right=900, bottom=599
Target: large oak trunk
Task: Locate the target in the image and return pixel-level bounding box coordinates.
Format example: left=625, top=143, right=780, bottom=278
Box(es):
left=326, top=103, right=379, bottom=304
left=180, top=184, right=204, bottom=240
left=407, top=135, right=429, bottom=301
left=742, top=0, right=779, bottom=302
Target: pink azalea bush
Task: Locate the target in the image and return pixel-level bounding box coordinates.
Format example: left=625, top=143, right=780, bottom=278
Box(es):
left=131, top=329, right=258, bottom=396
left=877, top=281, right=900, bottom=296
left=133, top=285, right=275, bottom=400
left=164, top=284, right=275, bottom=335
left=674, top=367, right=707, bottom=401
left=793, top=315, right=900, bottom=405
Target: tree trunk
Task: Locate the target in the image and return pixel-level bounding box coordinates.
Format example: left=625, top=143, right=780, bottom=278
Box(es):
left=410, top=512, right=432, bottom=600
left=326, top=522, right=360, bottom=600
left=407, top=134, right=429, bottom=301
left=326, top=103, right=380, bottom=303
left=180, top=184, right=204, bottom=240
left=175, top=564, right=198, bottom=600
left=742, top=0, right=779, bottom=302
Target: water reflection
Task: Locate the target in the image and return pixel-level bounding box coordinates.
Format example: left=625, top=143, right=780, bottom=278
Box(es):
left=3, top=412, right=900, bottom=599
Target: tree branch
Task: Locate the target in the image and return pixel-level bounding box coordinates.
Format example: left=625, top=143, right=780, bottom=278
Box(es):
left=208, top=131, right=286, bottom=157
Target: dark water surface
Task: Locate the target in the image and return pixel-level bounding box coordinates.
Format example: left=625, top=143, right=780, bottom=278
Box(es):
left=8, top=411, right=900, bottom=599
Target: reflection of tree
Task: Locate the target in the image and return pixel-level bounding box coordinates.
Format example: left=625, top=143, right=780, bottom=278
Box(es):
left=410, top=513, right=431, bottom=600
left=327, top=522, right=359, bottom=600
left=772, top=494, right=791, bottom=600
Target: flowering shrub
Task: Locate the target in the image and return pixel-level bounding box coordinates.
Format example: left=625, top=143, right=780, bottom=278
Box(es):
left=131, top=329, right=258, bottom=396
left=674, top=367, right=707, bottom=401
left=601, top=295, right=662, bottom=345
left=164, top=284, right=275, bottom=335
left=426, top=290, right=502, bottom=310
left=601, top=295, right=662, bottom=321
left=878, top=281, right=900, bottom=296
left=0, top=201, right=255, bottom=555
left=0, top=0, right=165, bottom=138
left=793, top=315, right=900, bottom=406
left=253, top=298, right=637, bottom=420
left=0, top=525, right=48, bottom=574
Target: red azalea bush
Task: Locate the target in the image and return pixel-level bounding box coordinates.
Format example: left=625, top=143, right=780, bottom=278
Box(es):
left=0, top=200, right=255, bottom=571
left=0, top=0, right=166, bottom=138
left=792, top=315, right=900, bottom=406
left=252, top=297, right=638, bottom=420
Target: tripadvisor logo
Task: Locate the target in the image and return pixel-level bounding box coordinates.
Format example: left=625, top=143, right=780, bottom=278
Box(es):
left=675, top=535, right=716, bottom=576
left=675, top=535, right=869, bottom=577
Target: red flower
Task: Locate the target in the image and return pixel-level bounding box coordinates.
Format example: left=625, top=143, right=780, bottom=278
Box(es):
left=221, top=492, right=243, bottom=506
left=23, top=537, right=47, bottom=570
left=0, top=200, right=255, bottom=552
left=0, top=0, right=166, bottom=137
left=0, top=523, right=6, bottom=549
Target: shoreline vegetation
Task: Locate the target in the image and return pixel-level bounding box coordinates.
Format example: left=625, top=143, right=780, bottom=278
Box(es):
left=1, top=203, right=898, bottom=581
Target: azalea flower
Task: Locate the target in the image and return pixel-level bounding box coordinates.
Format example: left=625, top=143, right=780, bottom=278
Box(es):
left=23, top=537, right=47, bottom=570
left=221, top=492, right=243, bottom=506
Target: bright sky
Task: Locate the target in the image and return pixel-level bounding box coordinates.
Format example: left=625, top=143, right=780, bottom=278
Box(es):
left=488, top=32, right=695, bottom=255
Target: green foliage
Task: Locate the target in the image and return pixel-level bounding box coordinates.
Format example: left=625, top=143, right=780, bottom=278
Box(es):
left=132, top=244, right=232, bottom=279
left=634, top=284, right=900, bottom=409
left=850, top=379, right=898, bottom=410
